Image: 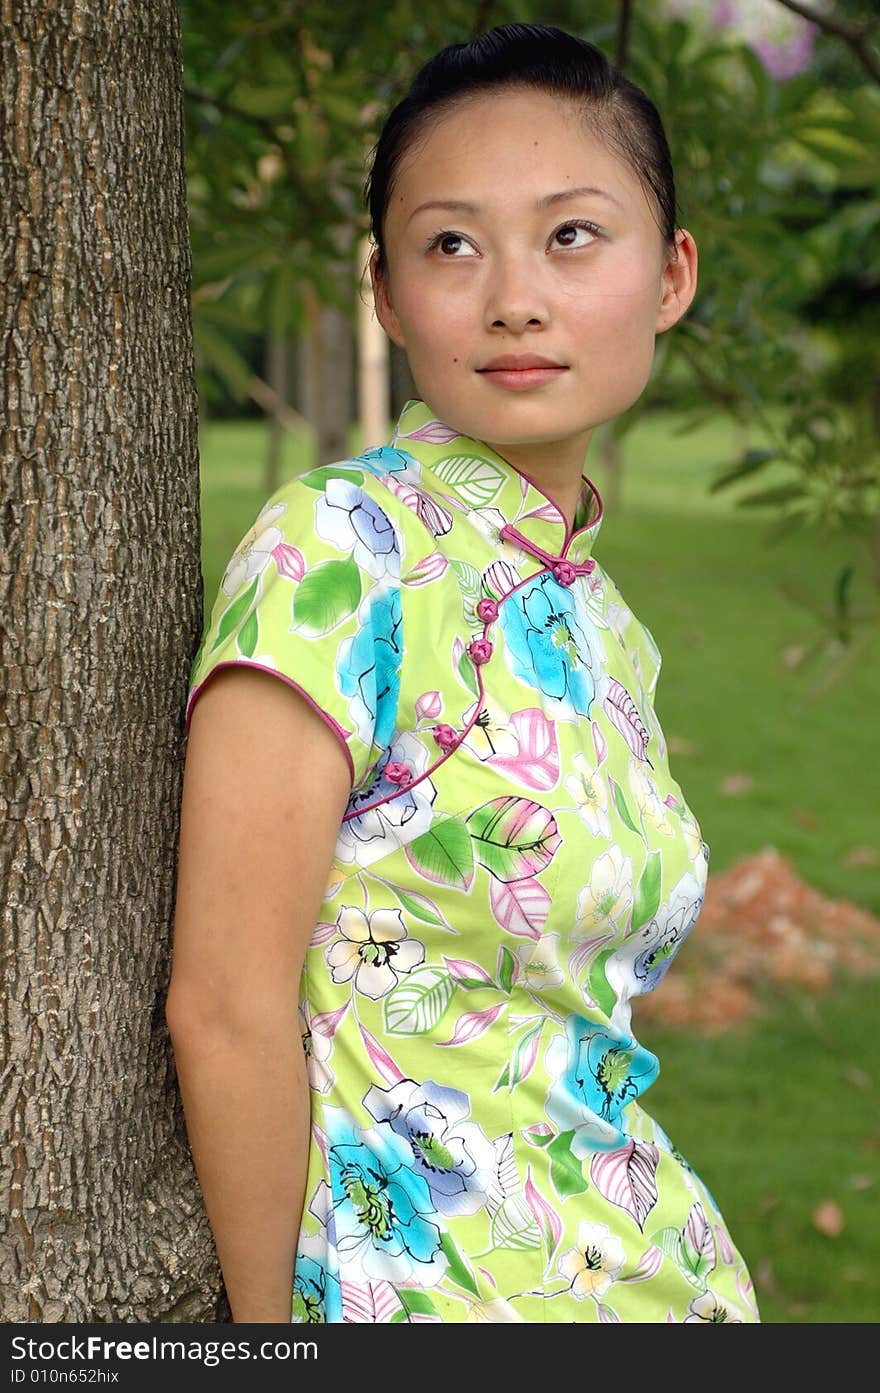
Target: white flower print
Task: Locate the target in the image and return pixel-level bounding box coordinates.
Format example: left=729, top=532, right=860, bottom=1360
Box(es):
left=629, top=757, right=674, bottom=836
left=574, top=846, right=634, bottom=936
left=221, top=501, right=286, bottom=597
left=565, top=750, right=611, bottom=839
left=685, top=1290, right=745, bottom=1323
left=325, top=907, right=425, bottom=999
left=557, top=1221, right=626, bottom=1299
left=516, top=933, right=564, bottom=992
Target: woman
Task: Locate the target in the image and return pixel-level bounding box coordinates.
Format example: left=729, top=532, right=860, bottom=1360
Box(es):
left=167, top=23, right=760, bottom=1324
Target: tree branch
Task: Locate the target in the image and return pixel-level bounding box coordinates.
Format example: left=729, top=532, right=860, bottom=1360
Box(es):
left=773, top=0, right=880, bottom=83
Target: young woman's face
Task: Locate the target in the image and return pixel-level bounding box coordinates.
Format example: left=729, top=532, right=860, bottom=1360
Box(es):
left=370, top=87, right=697, bottom=472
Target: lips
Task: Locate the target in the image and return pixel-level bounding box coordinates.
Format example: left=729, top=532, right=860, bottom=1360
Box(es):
left=478, top=354, right=567, bottom=372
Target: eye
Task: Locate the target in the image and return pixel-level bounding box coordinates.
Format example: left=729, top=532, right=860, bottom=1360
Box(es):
left=424, top=230, right=477, bottom=258
left=552, top=219, right=601, bottom=248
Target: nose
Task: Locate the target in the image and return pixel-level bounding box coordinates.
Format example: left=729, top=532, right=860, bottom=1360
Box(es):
left=483, top=249, right=549, bottom=332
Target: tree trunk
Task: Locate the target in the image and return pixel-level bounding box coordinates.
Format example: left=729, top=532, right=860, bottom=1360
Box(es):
left=1, top=0, right=222, bottom=1320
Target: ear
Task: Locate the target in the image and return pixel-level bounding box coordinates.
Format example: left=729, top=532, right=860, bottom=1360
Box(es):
left=369, top=247, right=406, bottom=349
left=655, top=228, right=698, bottom=334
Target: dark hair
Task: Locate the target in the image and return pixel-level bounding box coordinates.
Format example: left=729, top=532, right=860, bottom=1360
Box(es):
left=364, top=23, right=680, bottom=282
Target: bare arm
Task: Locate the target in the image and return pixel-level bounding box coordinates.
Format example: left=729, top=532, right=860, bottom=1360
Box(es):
left=165, top=666, right=352, bottom=1323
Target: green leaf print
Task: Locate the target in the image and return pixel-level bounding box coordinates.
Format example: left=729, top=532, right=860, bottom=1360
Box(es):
left=432, top=452, right=506, bottom=507
left=587, top=949, right=617, bottom=1017
left=439, top=1233, right=481, bottom=1297
left=406, top=817, right=474, bottom=890
left=449, top=558, right=482, bottom=621
left=292, top=557, right=362, bottom=636
left=211, top=576, right=258, bottom=652
left=238, top=607, right=259, bottom=658
left=547, top=1130, right=589, bottom=1201
left=632, top=851, right=662, bottom=930
left=509, top=1019, right=544, bottom=1092
left=383, top=965, right=455, bottom=1036
left=299, top=465, right=364, bottom=491
left=389, top=886, right=450, bottom=929
left=497, top=945, right=517, bottom=994
left=490, top=1194, right=542, bottom=1250
left=492, top=1061, right=511, bottom=1092
left=610, top=777, right=642, bottom=837
left=467, top=797, right=560, bottom=882
left=390, top=1289, right=440, bottom=1322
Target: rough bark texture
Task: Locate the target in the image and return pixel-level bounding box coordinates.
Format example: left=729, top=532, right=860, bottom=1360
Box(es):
left=1, top=0, right=224, bottom=1320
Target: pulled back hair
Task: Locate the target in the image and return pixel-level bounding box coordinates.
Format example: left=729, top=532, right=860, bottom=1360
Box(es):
left=364, top=23, right=680, bottom=282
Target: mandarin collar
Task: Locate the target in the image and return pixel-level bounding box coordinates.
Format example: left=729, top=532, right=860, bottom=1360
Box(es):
left=390, top=397, right=603, bottom=566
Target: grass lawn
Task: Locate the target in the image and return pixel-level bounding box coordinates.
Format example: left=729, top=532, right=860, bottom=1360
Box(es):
left=196, top=408, right=879, bottom=1322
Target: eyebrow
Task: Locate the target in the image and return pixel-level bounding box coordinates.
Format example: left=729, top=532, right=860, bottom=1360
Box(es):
left=406, top=185, right=623, bottom=225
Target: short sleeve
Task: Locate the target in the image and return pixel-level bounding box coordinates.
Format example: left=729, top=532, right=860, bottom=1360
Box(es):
left=186, top=470, right=404, bottom=790
left=600, top=569, right=662, bottom=706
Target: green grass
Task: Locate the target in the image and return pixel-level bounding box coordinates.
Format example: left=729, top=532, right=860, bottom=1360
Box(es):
left=197, top=409, right=880, bottom=1322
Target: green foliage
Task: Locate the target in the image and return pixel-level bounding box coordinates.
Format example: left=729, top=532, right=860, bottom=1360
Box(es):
left=183, top=0, right=880, bottom=645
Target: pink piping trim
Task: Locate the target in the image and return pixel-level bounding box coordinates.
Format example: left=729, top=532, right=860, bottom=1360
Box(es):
left=512, top=464, right=604, bottom=551
left=185, top=659, right=357, bottom=786
left=339, top=556, right=576, bottom=823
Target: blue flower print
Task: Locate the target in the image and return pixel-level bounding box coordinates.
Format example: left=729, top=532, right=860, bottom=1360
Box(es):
left=499, top=574, right=597, bottom=720
left=337, top=585, right=402, bottom=751
left=314, top=479, right=401, bottom=580
left=321, top=1108, right=447, bottom=1287
left=545, top=1014, right=660, bottom=1159
left=604, top=871, right=705, bottom=1023
left=362, top=1078, right=496, bottom=1218
left=291, top=1252, right=339, bottom=1324
left=355, top=444, right=422, bottom=485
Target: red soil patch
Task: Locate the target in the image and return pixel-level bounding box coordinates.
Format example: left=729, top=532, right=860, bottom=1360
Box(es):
left=632, top=848, right=880, bottom=1034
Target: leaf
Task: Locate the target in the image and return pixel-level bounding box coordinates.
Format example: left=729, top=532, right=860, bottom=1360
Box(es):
left=710, top=448, right=776, bottom=494
left=468, top=797, right=561, bottom=883
left=436, top=1003, right=504, bottom=1047
left=491, top=1061, right=511, bottom=1092
left=737, top=483, right=807, bottom=509
left=488, top=707, right=560, bottom=791
left=610, top=778, right=642, bottom=837
left=299, top=465, right=365, bottom=491
left=292, top=557, right=361, bottom=636
left=383, top=966, right=455, bottom=1037
left=211, top=577, right=258, bottom=651
left=524, top=1165, right=563, bottom=1263
left=682, top=1203, right=716, bottom=1285
left=496, top=945, right=517, bottom=994
left=450, top=558, right=482, bottom=614
left=547, top=1130, right=589, bottom=1201
left=432, top=452, right=506, bottom=507
left=405, top=817, right=474, bottom=890
left=604, top=680, right=650, bottom=761
left=489, top=1193, right=542, bottom=1250
left=402, top=551, right=448, bottom=586
left=596, top=1302, right=621, bottom=1323
left=340, top=1279, right=402, bottom=1323
left=489, top=876, right=551, bottom=940
left=390, top=1289, right=442, bottom=1322
left=238, top=607, right=259, bottom=658
left=392, top=886, right=449, bottom=929
left=632, top=852, right=662, bottom=931
left=443, top=956, right=495, bottom=988
left=358, top=1023, right=405, bottom=1085
left=622, top=1244, right=664, bottom=1284
left=439, top=1233, right=480, bottom=1297
left=590, top=1140, right=660, bottom=1231
left=509, top=1021, right=544, bottom=1091
left=587, top=949, right=617, bottom=1018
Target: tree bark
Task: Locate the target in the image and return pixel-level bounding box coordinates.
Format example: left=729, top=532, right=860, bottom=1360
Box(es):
left=1, top=0, right=222, bottom=1320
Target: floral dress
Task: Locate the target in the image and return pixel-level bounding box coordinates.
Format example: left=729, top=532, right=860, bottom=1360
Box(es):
left=186, top=396, right=760, bottom=1324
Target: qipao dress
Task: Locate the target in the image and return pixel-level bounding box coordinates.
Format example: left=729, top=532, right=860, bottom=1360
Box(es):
left=186, top=396, right=760, bottom=1324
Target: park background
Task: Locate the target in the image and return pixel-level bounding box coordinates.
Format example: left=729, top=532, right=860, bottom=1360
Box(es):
left=2, top=0, right=877, bottom=1324
left=187, top=0, right=879, bottom=1323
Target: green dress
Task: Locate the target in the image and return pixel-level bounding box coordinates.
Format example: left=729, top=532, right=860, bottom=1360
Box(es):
left=186, top=396, right=760, bottom=1324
